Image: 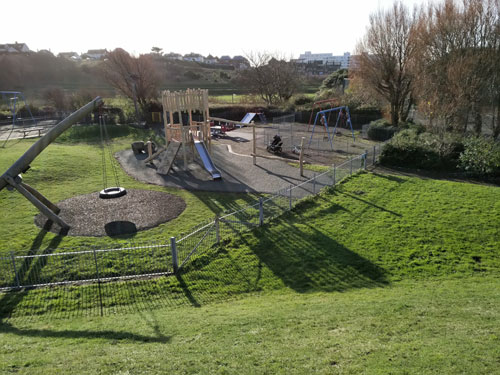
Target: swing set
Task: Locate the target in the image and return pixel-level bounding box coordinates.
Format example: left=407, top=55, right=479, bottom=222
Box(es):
left=308, top=105, right=355, bottom=150
left=0, top=91, right=37, bottom=145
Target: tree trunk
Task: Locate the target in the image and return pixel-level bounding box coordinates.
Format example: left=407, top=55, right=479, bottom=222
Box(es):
left=473, top=104, right=482, bottom=135
left=494, top=96, right=500, bottom=140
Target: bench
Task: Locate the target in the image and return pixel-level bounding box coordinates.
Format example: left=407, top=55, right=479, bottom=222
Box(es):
left=22, top=127, right=43, bottom=138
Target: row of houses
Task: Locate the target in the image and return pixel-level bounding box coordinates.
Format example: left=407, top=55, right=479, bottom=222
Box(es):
left=163, top=52, right=249, bottom=68
left=0, top=42, right=107, bottom=61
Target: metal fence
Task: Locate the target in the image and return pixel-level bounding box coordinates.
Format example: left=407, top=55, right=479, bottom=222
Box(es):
left=263, top=116, right=372, bottom=157
left=0, top=144, right=383, bottom=294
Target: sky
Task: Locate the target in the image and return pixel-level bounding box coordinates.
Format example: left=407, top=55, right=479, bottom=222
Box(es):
left=3, top=0, right=426, bottom=58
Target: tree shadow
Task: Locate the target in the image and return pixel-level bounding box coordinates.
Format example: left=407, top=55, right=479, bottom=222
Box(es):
left=246, top=218, right=389, bottom=293
left=0, top=320, right=171, bottom=343
left=0, top=221, right=66, bottom=320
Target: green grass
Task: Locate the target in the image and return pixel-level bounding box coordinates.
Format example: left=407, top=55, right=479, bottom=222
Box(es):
left=1, top=278, right=499, bottom=374
left=1, top=170, right=498, bottom=318
left=1, top=134, right=500, bottom=373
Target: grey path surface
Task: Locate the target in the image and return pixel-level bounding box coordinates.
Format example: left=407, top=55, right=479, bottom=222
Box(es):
left=116, top=144, right=315, bottom=193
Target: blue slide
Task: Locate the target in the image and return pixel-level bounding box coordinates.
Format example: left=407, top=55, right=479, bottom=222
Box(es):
left=194, top=140, right=221, bottom=180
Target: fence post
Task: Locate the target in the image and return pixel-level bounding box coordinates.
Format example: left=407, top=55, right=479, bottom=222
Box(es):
left=364, top=150, right=368, bottom=170
left=333, top=164, right=336, bottom=186
left=214, top=216, right=220, bottom=244
left=289, top=184, right=292, bottom=210
left=170, top=237, right=178, bottom=274
left=373, top=145, right=376, bottom=165
left=313, top=173, right=316, bottom=194
left=350, top=157, right=353, bottom=175
left=259, top=197, right=264, bottom=226
left=10, top=251, right=20, bottom=288
left=92, top=248, right=103, bottom=317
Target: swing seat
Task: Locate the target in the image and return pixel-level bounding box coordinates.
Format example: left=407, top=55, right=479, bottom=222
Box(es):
left=99, top=187, right=127, bottom=199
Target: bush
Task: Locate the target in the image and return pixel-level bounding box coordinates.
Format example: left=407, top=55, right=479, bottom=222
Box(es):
left=293, top=95, right=313, bottom=106
left=459, top=136, right=500, bottom=177
left=380, top=129, right=463, bottom=170
left=367, top=119, right=397, bottom=141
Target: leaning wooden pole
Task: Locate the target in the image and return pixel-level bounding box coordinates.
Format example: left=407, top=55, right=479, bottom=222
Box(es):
left=0, top=97, right=103, bottom=228
left=0, top=97, right=103, bottom=192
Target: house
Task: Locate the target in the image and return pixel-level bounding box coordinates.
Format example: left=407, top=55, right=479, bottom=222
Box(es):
left=0, top=42, right=31, bottom=54
left=219, top=55, right=232, bottom=63
left=204, top=54, right=218, bottom=64
left=183, top=53, right=204, bottom=63
left=165, top=52, right=183, bottom=60
left=83, top=49, right=107, bottom=60
left=232, top=55, right=250, bottom=69
left=58, top=52, right=81, bottom=60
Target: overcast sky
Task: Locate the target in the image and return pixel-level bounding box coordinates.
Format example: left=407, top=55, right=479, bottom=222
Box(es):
left=3, top=0, right=426, bottom=58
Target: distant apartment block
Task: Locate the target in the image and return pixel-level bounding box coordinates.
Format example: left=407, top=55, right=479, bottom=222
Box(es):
left=297, top=51, right=352, bottom=69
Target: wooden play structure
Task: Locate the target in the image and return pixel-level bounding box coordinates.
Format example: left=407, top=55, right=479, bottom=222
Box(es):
left=144, top=89, right=220, bottom=179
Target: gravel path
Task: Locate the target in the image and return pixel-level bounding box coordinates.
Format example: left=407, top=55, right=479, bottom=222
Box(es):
left=34, top=189, right=186, bottom=237
left=116, top=143, right=316, bottom=193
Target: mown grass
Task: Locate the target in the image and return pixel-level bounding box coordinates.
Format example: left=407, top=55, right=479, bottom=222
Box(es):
left=1, top=134, right=499, bottom=373
left=1, top=171, right=498, bottom=319
left=1, top=278, right=499, bottom=374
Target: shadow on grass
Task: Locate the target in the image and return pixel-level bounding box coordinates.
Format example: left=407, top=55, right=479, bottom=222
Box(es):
left=0, top=320, right=171, bottom=343
left=246, top=217, right=389, bottom=293
left=0, top=198, right=389, bottom=320
left=0, top=221, right=65, bottom=321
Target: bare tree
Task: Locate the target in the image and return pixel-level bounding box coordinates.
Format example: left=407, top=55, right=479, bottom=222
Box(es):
left=238, top=52, right=301, bottom=105
left=101, top=48, right=160, bottom=117
left=414, top=0, right=499, bottom=135
left=353, top=1, right=418, bottom=126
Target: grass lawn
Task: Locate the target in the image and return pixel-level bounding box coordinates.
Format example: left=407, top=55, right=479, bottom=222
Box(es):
left=1, top=278, right=499, bottom=374
left=1, top=131, right=499, bottom=373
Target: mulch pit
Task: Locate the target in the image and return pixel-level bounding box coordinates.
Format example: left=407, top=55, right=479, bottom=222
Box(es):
left=34, top=189, right=186, bottom=237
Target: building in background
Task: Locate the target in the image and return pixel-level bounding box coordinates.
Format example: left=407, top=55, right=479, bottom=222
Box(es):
left=297, top=51, right=351, bottom=69
left=0, top=42, right=31, bottom=55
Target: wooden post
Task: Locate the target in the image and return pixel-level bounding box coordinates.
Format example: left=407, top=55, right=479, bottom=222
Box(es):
left=182, top=127, right=187, bottom=171
left=299, top=136, right=305, bottom=177
left=252, top=121, right=256, bottom=165
left=147, top=139, right=153, bottom=160
left=5, top=175, right=69, bottom=229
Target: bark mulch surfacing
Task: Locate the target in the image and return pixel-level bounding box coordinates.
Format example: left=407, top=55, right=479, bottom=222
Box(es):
left=34, top=189, right=186, bottom=237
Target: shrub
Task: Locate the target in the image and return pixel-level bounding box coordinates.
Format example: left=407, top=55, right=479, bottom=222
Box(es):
left=293, top=95, right=313, bottom=106
left=380, top=129, right=463, bottom=170
left=367, top=119, right=397, bottom=141
left=459, top=136, right=500, bottom=177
